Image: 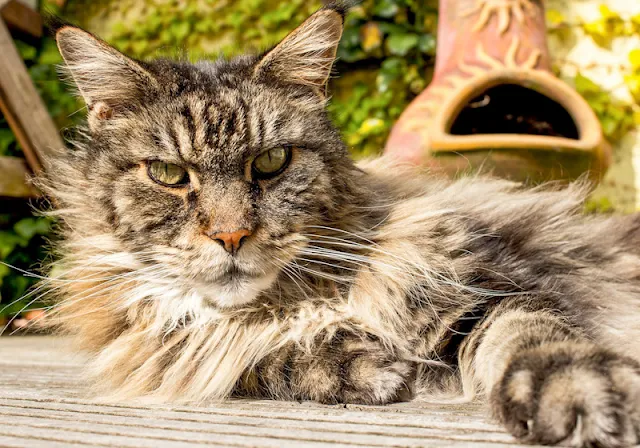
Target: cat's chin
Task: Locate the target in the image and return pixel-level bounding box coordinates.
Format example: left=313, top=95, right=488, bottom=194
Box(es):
left=204, top=273, right=277, bottom=308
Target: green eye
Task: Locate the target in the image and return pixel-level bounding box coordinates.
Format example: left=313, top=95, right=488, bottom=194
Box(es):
left=252, top=146, right=292, bottom=179
left=147, top=161, right=188, bottom=187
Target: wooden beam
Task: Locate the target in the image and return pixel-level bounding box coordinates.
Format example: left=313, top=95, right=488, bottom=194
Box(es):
left=1, top=0, right=42, bottom=39
left=0, top=155, right=38, bottom=197
left=0, top=18, right=64, bottom=174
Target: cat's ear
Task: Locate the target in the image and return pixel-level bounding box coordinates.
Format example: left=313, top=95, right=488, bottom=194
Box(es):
left=56, top=27, right=158, bottom=117
left=254, top=5, right=345, bottom=93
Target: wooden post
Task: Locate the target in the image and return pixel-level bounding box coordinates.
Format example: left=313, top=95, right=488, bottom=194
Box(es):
left=0, top=155, right=37, bottom=197
left=0, top=15, right=64, bottom=174
left=1, top=0, right=42, bottom=40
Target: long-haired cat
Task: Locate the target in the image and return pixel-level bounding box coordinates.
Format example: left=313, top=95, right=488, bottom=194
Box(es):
left=40, top=3, right=640, bottom=447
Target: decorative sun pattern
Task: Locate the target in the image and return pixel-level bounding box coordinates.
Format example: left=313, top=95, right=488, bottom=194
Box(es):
left=461, top=0, right=538, bottom=34
left=400, top=37, right=542, bottom=134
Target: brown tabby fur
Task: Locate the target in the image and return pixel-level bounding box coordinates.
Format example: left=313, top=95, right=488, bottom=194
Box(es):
left=34, top=3, right=640, bottom=446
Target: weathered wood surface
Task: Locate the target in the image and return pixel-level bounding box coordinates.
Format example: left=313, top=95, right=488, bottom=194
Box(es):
left=0, top=17, right=64, bottom=174
left=1, top=0, right=42, bottom=39
left=0, top=336, right=543, bottom=447
left=0, top=155, right=37, bottom=197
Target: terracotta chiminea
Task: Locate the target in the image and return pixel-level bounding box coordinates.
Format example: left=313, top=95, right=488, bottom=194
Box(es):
left=384, top=0, right=610, bottom=183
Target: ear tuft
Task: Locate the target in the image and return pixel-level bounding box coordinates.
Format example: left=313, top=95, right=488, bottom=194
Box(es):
left=321, top=1, right=353, bottom=19
left=56, top=27, right=157, bottom=109
left=254, top=7, right=345, bottom=90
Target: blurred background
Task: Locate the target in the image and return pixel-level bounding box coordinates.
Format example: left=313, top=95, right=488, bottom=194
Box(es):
left=1, top=0, right=640, bottom=328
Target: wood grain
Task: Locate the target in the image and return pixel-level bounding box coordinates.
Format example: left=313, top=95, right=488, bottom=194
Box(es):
left=0, top=155, right=37, bottom=197
left=0, top=18, right=64, bottom=174
left=1, top=0, right=42, bottom=39
left=0, top=336, right=539, bottom=447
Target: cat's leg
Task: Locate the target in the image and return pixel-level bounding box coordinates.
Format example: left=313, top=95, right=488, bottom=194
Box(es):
left=236, top=332, right=414, bottom=405
left=462, top=304, right=640, bottom=447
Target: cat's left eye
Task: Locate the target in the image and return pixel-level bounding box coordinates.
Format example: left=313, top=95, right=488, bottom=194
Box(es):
left=252, top=146, right=292, bottom=179
left=147, top=161, right=189, bottom=187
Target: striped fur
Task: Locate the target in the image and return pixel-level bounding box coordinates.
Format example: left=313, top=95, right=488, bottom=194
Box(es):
left=38, top=4, right=640, bottom=447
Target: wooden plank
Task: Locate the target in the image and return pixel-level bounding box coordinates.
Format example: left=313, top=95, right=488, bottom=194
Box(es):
left=0, top=19, right=64, bottom=173
left=16, top=0, right=38, bottom=10
left=1, top=0, right=42, bottom=39
left=0, top=155, right=38, bottom=197
left=0, top=336, right=528, bottom=447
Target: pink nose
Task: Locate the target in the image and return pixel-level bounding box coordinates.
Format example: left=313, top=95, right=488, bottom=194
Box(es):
left=207, top=229, right=252, bottom=254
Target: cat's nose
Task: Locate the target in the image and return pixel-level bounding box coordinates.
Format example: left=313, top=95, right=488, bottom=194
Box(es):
left=207, top=229, right=252, bottom=255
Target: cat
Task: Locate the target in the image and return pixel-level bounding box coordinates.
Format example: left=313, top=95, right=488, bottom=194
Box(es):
left=39, top=3, right=640, bottom=447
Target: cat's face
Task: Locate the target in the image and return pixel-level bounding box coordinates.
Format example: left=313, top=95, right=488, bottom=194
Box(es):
left=55, top=6, right=355, bottom=307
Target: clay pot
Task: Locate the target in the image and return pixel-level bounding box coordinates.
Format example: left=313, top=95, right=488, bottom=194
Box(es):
left=384, top=0, right=610, bottom=183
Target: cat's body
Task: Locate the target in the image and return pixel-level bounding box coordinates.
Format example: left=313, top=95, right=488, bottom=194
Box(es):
left=43, top=3, right=640, bottom=447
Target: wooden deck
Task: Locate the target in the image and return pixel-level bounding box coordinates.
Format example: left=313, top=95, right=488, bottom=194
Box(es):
left=0, top=336, right=531, bottom=447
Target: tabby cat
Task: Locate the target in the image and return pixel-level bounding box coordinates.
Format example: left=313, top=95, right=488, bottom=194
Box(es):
left=42, top=3, right=640, bottom=447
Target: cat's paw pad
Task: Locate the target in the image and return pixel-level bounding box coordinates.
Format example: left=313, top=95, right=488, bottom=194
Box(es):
left=492, top=344, right=640, bottom=447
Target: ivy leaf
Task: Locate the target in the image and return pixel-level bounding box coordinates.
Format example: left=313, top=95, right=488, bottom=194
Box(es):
left=624, top=73, right=640, bottom=104
left=0, top=263, right=10, bottom=286
left=13, top=218, right=50, bottom=241
left=600, top=116, right=619, bottom=139
left=574, top=72, right=600, bottom=95
left=131, top=40, right=149, bottom=56
left=372, top=0, right=399, bottom=19
left=0, top=128, right=16, bottom=155
left=170, top=22, right=191, bottom=42
left=357, top=118, right=386, bottom=136
left=418, top=34, right=436, bottom=55
left=0, top=231, right=25, bottom=259
left=598, top=4, right=619, bottom=21
left=583, top=5, right=626, bottom=47
left=546, top=9, right=565, bottom=26
left=629, top=49, right=640, bottom=71
left=386, top=33, right=419, bottom=56
left=361, top=22, right=383, bottom=52
left=15, top=41, right=37, bottom=62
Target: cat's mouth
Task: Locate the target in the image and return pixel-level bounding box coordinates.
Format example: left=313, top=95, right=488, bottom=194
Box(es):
left=199, top=265, right=277, bottom=308
left=215, top=264, right=261, bottom=285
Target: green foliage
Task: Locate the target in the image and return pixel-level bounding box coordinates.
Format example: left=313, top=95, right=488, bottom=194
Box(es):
left=584, top=196, right=614, bottom=215
left=0, top=34, right=80, bottom=318
left=81, top=0, right=438, bottom=156
left=548, top=5, right=640, bottom=142
left=573, top=72, right=636, bottom=141
left=104, top=0, right=323, bottom=60
left=329, top=0, right=438, bottom=155
left=0, top=213, right=53, bottom=319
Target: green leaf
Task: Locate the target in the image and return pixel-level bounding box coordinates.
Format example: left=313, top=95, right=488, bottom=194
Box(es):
left=600, top=116, right=618, bottom=138
left=0, top=263, right=10, bottom=286
left=15, top=41, right=37, bottom=62
left=0, top=231, right=25, bottom=259
left=131, top=40, right=150, bottom=56
left=574, top=72, right=600, bottom=95
left=386, top=33, right=419, bottom=56
left=629, top=49, right=640, bottom=70
left=13, top=218, right=50, bottom=241
left=372, top=0, right=399, bottom=18
left=418, top=34, right=436, bottom=55
left=170, top=21, right=191, bottom=41
left=546, top=9, right=565, bottom=26
left=0, top=128, right=16, bottom=155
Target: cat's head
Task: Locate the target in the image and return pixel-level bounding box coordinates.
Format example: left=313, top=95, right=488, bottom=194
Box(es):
left=52, top=4, right=363, bottom=309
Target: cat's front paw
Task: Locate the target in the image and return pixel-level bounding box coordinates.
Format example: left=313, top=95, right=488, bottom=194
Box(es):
left=491, top=343, right=640, bottom=447
left=293, top=336, right=413, bottom=405
left=337, top=338, right=413, bottom=405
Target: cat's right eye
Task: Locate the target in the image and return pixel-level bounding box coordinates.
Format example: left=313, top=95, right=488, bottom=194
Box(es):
left=147, top=161, right=189, bottom=187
